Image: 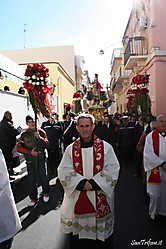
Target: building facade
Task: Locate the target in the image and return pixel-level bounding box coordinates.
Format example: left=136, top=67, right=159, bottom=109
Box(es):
left=110, top=0, right=166, bottom=116
left=0, top=45, right=85, bottom=119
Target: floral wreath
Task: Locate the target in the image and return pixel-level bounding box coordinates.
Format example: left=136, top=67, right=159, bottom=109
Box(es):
left=23, top=63, right=52, bottom=118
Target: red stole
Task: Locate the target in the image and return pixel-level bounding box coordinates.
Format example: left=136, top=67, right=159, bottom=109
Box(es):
left=72, top=135, right=111, bottom=218
left=148, top=129, right=161, bottom=184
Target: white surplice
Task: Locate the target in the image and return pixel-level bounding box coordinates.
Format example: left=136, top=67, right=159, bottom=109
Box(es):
left=0, top=149, right=22, bottom=243
left=58, top=141, right=120, bottom=241
left=144, top=132, right=166, bottom=219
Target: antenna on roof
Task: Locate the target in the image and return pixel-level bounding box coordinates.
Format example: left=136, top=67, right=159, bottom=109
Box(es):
left=24, top=23, right=27, bottom=49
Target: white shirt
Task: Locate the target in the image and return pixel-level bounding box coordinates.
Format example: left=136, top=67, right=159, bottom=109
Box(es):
left=0, top=149, right=22, bottom=243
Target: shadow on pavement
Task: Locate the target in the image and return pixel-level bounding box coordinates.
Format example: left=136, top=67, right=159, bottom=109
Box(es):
left=16, top=179, right=63, bottom=231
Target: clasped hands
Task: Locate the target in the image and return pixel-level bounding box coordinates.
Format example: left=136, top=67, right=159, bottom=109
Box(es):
left=83, top=181, right=93, bottom=191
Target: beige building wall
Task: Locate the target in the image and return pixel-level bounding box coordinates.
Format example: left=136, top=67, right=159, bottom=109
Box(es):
left=110, top=48, right=132, bottom=114
left=0, top=79, right=22, bottom=93
left=56, top=64, right=76, bottom=118
left=0, top=45, right=76, bottom=82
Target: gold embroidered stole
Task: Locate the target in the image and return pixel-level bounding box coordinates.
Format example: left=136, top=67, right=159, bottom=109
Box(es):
left=72, top=135, right=111, bottom=218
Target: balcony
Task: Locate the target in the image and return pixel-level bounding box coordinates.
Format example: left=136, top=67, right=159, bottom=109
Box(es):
left=124, top=36, right=148, bottom=70
left=111, top=80, right=123, bottom=94
left=111, top=48, right=122, bottom=71
left=116, top=68, right=131, bottom=85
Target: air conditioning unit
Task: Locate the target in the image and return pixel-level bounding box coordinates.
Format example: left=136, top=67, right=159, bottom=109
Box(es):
left=139, top=14, right=147, bottom=31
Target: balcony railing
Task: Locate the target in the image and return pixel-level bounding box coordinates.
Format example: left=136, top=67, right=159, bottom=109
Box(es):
left=124, top=37, right=148, bottom=67
left=111, top=80, right=122, bottom=92
left=111, top=48, right=122, bottom=67
left=116, top=68, right=131, bottom=81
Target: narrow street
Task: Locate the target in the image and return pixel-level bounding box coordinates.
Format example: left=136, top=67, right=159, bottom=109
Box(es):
left=11, top=163, right=166, bottom=249
left=114, top=163, right=166, bottom=249
left=11, top=176, right=70, bottom=249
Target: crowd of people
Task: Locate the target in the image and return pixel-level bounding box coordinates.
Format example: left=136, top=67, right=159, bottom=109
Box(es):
left=0, top=110, right=166, bottom=249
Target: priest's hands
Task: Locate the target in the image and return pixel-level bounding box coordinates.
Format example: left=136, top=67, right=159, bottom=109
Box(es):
left=76, top=179, right=101, bottom=191
left=83, top=181, right=92, bottom=191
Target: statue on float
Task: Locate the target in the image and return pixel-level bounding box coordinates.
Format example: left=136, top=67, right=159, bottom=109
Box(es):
left=72, top=74, right=114, bottom=122
left=86, top=74, right=112, bottom=122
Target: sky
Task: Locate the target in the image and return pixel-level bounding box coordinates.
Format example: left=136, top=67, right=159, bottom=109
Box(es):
left=0, top=0, right=133, bottom=85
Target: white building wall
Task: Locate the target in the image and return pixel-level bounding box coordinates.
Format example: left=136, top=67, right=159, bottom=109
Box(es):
left=0, top=90, right=34, bottom=128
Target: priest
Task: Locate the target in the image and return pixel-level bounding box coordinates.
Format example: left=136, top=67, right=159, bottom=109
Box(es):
left=0, top=149, right=22, bottom=248
left=58, top=113, right=120, bottom=249
left=144, top=114, right=166, bottom=222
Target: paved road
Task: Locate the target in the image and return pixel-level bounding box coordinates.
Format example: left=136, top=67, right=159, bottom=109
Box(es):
left=11, top=163, right=166, bottom=249
left=113, top=163, right=166, bottom=249
left=11, top=176, right=69, bottom=249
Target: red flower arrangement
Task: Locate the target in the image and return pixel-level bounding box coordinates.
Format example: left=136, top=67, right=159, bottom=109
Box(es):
left=131, top=73, right=149, bottom=90
left=126, top=88, right=135, bottom=98
left=126, top=73, right=151, bottom=117
left=23, top=63, right=52, bottom=118
left=126, top=88, right=136, bottom=114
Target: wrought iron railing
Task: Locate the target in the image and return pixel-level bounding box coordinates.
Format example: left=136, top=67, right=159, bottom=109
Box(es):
left=124, top=37, right=148, bottom=66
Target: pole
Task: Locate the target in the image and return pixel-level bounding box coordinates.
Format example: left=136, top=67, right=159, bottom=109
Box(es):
left=34, top=111, right=38, bottom=178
